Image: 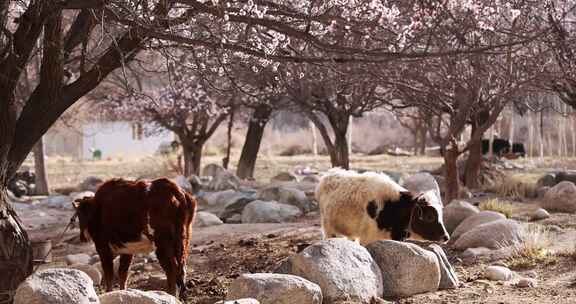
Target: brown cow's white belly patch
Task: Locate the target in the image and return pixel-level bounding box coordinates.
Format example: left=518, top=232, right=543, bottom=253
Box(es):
left=110, top=234, right=155, bottom=255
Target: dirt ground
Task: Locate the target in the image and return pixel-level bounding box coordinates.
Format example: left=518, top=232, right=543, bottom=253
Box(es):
left=18, top=155, right=576, bottom=303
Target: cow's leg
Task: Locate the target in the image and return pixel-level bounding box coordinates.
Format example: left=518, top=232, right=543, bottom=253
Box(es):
left=118, top=254, right=134, bottom=289
left=154, top=231, right=178, bottom=296
left=96, top=245, right=115, bottom=292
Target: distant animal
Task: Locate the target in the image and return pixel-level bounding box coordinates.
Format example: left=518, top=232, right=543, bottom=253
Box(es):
left=482, top=138, right=511, bottom=156
left=511, top=143, right=526, bottom=158
left=73, top=178, right=197, bottom=297
left=315, top=168, right=450, bottom=245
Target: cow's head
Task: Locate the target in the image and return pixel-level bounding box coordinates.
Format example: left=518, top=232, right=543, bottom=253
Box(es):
left=408, top=191, right=450, bottom=243
left=72, top=196, right=96, bottom=242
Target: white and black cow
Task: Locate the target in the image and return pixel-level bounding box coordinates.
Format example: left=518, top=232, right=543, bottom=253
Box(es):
left=316, top=168, right=449, bottom=245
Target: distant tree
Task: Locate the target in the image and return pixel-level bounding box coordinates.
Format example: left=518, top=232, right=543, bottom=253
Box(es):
left=106, top=58, right=233, bottom=176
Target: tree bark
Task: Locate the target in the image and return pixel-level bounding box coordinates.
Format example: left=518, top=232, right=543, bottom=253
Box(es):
left=182, top=143, right=203, bottom=177
left=0, top=187, right=33, bottom=303
left=236, top=104, right=272, bottom=179
left=33, top=137, right=49, bottom=195
left=444, top=143, right=460, bottom=203
left=223, top=109, right=234, bottom=170
left=329, top=132, right=350, bottom=169
left=464, top=136, right=483, bottom=189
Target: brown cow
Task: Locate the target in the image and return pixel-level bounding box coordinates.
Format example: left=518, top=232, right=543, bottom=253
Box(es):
left=73, top=178, right=196, bottom=297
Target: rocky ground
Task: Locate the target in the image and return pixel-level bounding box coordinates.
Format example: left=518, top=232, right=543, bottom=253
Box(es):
left=10, top=156, right=576, bottom=304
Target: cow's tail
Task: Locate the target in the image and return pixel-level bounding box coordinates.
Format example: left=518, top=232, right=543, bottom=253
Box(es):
left=148, top=178, right=196, bottom=293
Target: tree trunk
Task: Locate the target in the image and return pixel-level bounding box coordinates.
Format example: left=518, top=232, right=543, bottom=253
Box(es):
left=444, top=143, right=460, bottom=203
left=464, top=137, right=483, bottom=189
left=0, top=187, right=33, bottom=303
left=329, top=132, right=350, bottom=169
left=223, top=109, right=234, bottom=170
left=182, top=143, right=203, bottom=177
left=236, top=105, right=272, bottom=180
left=33, top=137, right=49, bottom=195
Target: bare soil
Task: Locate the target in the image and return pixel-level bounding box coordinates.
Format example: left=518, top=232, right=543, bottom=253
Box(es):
left=17, top=155, right=576, bottom=303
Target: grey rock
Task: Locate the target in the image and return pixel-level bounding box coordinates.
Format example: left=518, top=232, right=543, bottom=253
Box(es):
left=402, top=172, right=441, bottom=199
left=485, top=265, right=513, bottom=281
left=531, top=208, right=550, bottom=221
left=65, top=253, right=92, bottom=265
left=256, top=187, right=316, bottom=213
left=443, top=200, right=480, bottom=233
left=173, top=175, right=193, bottom=194
left=451, top=211, right=506, bottom=241
left=555, top=171, right=576, bottom=185
left=42, top=195, right=74, bottom=210
left=200, top=190, right=243, bottom=215
left=270, top=172, right=298, bottom=183
left=78, top=176, right=103, bottom=192
left=461, top=247, right=492, bottom=259
left=536, top=186, right=550, bottom=198
left=288, top=239, right=383, bottom=304
left=367, top=240, right=439, bottom=298
left=220, top=196, right=257, bottom=221
left=542, top=181, right=576, bottom=213
left=99, top=289, right=181, bottom=304
left=188, top=175, right=203, bottom=193
left=193, top=212, right=223, bottom=227
left=14, top=268, right=99, bottom=304
left=227, top=273, right=322, bottom=304
left=516, top=277, right=538, bottom=288
left=536, top=173, right=556, bottom=188
left=453, top=219, right=524, bottom=250
left=302, top=175, right=320, bottom=184
left=226, top=214, right=242, bottom=224
left=67, top=264, right=102, bottom=286
left=427, top=244, right=459, bottom=290
left=202, top=163, right=227, bottom=178
left=241, top=201, right=302, bottom=223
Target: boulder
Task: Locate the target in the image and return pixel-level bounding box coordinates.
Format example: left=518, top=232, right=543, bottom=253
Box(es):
left=203, top=164, right=240, bottom=191
left=287, top=239, right=383, bottom=304
left=402, top=172, right=441, bottom=199
left=270, top=172, right=298, bottom=183
left=202, top=163, right=227, bottom=178
left=427, top=244, right=459, bottom=290
left=42, top=195, right=74, bottom=210
left=68, top=264, right=102, bottom=286
left=302, top=175, right=320, bottom=184
left=79, top=176, right=103, bottom=192
left=200, top=190, right=244, bottom=215
left=453, top=219, right=524, bottom=250
left=65, top=253, right=92, bottom=265
left=256, top=187, right=316, bottom=213
left=99, top=289, right=181, bottom=304
left=173, top=175, right=193, bottom=193
left=193, top=212, right=223, bottom=227
left=542, top=181, right=576, bottom=213
left=451, top=211, right=506, bottom=241
left=227, top=273, right=322, bottom=304
left=443, top=200, right=479, bottom=234
left=220, top=196, right=257, bottom=221
left=70, top=191, right=95, bottom=201
left=461, top=247, right=492, bottom=260
left=536, top=173, right=556, bottom=188
left=241, top=201, right=302, bottom=223
left=536, top=186, right=550, bottom=198
left=14, top=268, right=99, bottom=304
left=484, top=266, right=513, bottom=281
left=531, top=208, right=550, bottom=221
left=188, top=175, right=203, bottom=193
left=367, top=240, right=440, bottom=298
left=555, top=171, right=576, bottom=185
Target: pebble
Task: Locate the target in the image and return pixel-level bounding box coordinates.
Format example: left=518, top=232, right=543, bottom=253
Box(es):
left=485, top=265, right=513, bottom=281
left=516, top=277, right=538, bottom=288
left=532, top=208, right=550, bottom=221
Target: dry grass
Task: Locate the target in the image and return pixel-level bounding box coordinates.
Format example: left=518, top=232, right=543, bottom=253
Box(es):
left=506, top=224, right=556, bottom=270
left=479, top=198, right=516, bottom=218
left=485, top=174, right=538, bottom=199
